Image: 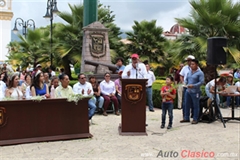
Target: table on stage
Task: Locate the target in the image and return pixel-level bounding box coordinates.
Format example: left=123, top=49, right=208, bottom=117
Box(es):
left=220, top=93, right=240, bottom=122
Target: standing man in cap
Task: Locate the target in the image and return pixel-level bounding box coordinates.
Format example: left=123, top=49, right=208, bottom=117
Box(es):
left=122, top=53, right=148, bottom=126
left=122, top=53, right=147, bottom=79
left=179, top=55, right=195, bottom=118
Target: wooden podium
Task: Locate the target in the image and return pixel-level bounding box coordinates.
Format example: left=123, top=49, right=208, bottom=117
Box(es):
left=119, top=79, right=148, bottom=136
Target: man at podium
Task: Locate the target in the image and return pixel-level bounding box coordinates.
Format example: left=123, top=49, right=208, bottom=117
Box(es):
left=122, top=54, right=148, bottom=79
left=121, top=53, right=149, bottom=128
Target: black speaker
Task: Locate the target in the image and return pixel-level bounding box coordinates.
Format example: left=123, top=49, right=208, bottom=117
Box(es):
left=207, top=37, right=227, bottom=65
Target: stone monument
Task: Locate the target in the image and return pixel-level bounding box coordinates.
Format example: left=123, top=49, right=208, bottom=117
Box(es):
left=80, top=21, right=113, bottom=74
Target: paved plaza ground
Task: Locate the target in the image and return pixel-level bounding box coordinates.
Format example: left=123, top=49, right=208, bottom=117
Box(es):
left=0, top=108, right=239, bottom=160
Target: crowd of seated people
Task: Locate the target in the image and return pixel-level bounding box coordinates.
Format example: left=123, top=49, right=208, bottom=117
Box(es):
left=0, top=63, right=124, bottom=122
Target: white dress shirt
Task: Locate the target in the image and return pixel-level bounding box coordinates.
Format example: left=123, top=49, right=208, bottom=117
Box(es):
left=50, top=71, right=56, bottom=76
left=73, top=82, right=93, bottom=96
left=146, top=70, right=156, bottom=87
left=122, top=63, right=148, bottom=79
left=0, top=81, right=5, bottom=100
left=179, top=65, right=191, bottom=83
left=100, top=80, right=116, bottom=96
left=25, top=86, right=32, bottom=99
left=235, top=81, right=240, bottom=87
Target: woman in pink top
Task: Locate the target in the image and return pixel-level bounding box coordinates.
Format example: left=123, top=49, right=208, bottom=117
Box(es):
left=115, top=71, right=122, bottom=109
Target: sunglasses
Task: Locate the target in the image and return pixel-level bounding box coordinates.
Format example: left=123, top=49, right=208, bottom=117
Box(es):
left=105, top=75, right=110, bottom=77
left=80, top=77, right=86, bottom=79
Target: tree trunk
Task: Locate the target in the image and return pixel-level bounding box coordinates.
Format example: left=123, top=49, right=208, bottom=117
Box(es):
left=62, top=56, right=73, bottom=80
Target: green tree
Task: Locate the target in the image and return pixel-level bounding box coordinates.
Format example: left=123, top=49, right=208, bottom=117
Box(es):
left=175, top=0, right=240, bottom=82
left=125, top=20, right=166, bottom=63
left=8, top=28, right=50, bottom=69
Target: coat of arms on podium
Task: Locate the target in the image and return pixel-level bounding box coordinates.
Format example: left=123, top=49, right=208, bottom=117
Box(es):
left=124, top=84, right=143, bottom=104
left=0, top=107, right=6, bottom=126
left=89, top=32, right=106, bottom=58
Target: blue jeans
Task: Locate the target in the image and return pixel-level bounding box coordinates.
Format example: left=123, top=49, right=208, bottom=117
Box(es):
left=226, top=96, right=231, bottom=107
left=205, top=87, right=220, bottom=105
left=182, top=87, right=186, bottom=117
left=96, top=96, right=104, bottom=109
left=235, top=97, right=240, bottom=106
left=184, top=91, right=200, bottom=121
left=161, top=102, right=173, bottom=126
left=88, top=98, right=97, bottom=120
left=146, top=87, right=154, bottom=110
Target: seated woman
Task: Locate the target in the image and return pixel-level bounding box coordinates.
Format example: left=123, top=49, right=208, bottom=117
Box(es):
left=30, top=70, right=50, bottom=98
left=114, top=71, right=123, bottom=109
left=100, top=72, right=120, bottom=116
left=21, top=74, right=32, bottom=98
left=89, top=75, right=104, bottom=113
left=225, top=74, right=234, bottom=108
left=55, top=74, right=74, bottom=98
left=234, top=81, right=240, bottom=109
left=5, top=72, right=24, bottom=100
left=48, top=76, right=59, bottom=98
left=205, top=76, right=226, bottom=106
left=19, top=70, right=26, bottom=86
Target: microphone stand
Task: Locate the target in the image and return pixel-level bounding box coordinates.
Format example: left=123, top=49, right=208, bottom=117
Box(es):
left=136, top=63, right=138, bottom=79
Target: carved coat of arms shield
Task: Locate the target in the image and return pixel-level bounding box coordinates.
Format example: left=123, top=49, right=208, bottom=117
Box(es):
left=89, top=33, right=106, bottom=58
left=124, top=84, right=143, bottom=104
left=0, top=107, right=6, bottom=126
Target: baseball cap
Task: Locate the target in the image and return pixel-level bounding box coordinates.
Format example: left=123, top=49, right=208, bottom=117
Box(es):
left=131, top=53, right=139, bottom=59
left=185, top=55, right=195, bottom=60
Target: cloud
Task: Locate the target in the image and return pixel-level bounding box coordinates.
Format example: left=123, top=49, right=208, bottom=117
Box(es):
left=11, top=0, right=191, bottom=33
left=101, top=0, right=190, bottom=31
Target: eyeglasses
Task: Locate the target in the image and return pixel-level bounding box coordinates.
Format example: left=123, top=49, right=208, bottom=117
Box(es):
left=105, top=76, right=110, bottom=77
left=80, top=77, right=86, bottom=79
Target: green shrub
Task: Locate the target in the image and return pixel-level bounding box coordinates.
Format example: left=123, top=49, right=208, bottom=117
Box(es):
left=69, top=80, right=78, bottom=87
left=74, top=62, right=81, bottom=74
left=152, top=82, right=206, bottom=109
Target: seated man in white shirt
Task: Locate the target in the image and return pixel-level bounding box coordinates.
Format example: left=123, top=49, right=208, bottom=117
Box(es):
left=73, top=73, right=97, bottom=120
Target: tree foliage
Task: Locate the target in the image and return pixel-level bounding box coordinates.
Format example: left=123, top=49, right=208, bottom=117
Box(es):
left=125, top=20, right=166, bottom=63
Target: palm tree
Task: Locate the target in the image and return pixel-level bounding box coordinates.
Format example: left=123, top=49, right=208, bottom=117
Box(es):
left=125, top=20, right=166, bottom=63
left=8, top=28, right=50, bottom=69
left=55, top=3, right=123, bottom=79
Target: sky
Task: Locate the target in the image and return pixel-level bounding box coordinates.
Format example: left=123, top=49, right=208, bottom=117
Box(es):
left=11, top=0, right=192, bottom=33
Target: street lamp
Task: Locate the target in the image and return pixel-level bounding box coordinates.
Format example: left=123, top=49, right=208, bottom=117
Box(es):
left=43, top=0, right=59, bottom=67
left=12, top=18, right=35, bottom=38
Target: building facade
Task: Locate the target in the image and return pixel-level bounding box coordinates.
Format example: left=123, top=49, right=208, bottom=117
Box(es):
left=0, top=0, right=13, bottom=62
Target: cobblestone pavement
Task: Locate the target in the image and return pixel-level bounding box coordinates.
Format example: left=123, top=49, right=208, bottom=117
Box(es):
left=0, top=108, right=239, bottom=160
